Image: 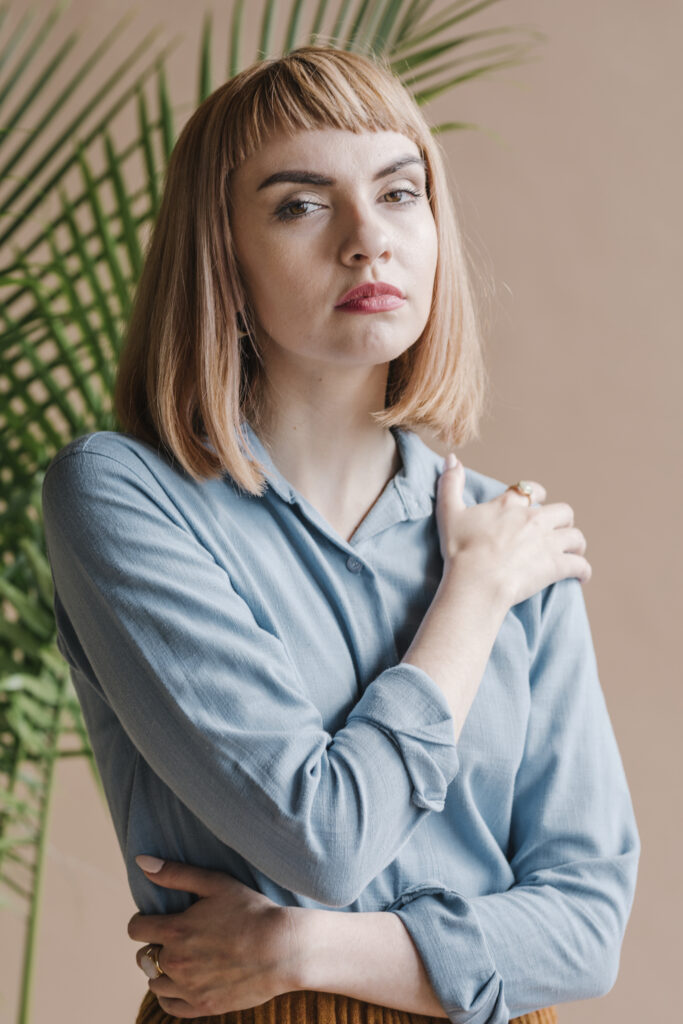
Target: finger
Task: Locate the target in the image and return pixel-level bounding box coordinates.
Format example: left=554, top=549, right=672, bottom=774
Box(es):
left=554, top=526, right=587, bottom=555
left=151, top=992, right=203, bottom=1019
left=503, top=480, right=547, bottom=505
left=437, top=453, right=466, bottom=510
left=135, top=855, right=226, bottom=897
left=128, top=912, right=180, bottom=942
left=533, top=501, right=575, bottom=529
left=558, top=552, right=592, bottom=583
left=148, top=975, right=185, bottom=998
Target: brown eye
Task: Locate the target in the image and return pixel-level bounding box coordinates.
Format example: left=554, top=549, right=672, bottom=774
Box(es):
left=384, top=188, right=423, bottom=204
left=275, top=199, right=322, bottom=222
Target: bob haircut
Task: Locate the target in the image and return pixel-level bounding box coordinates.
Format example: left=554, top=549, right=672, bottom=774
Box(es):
left=114, top=43, right=488, bottom=495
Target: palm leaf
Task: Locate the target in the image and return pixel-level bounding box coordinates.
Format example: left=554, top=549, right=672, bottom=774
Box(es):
left=0, top=2, right=176, bottom=250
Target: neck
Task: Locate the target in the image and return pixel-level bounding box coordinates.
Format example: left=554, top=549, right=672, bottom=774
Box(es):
left=251, top=360, right=401, bottom=533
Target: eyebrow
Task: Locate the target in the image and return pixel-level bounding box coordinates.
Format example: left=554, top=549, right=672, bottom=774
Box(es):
left=256, top=154, right=427, bottom=192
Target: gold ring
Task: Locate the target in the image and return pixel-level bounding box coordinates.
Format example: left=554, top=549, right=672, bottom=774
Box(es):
left=507, top=480, right=534, bottom=505
left=143, top=943, right=165, bottom=978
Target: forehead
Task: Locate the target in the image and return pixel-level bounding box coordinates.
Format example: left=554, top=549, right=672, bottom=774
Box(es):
left=231, top=128, right=423, bottom=191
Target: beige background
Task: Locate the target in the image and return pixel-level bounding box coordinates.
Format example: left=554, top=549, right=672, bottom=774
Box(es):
left=2, top=0, right=680, bottom=1020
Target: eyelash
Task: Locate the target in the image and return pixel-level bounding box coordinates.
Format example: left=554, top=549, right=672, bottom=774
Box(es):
left=274, top=188, right=424, bottom=223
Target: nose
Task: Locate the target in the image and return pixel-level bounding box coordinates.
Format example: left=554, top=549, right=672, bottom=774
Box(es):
left=338, top=200, right=391, bottom=266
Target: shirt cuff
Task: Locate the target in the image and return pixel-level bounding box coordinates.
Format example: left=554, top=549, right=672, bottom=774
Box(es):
left=385, top=883, right=508, bottom=1024
left=347, top=663, right=460, bottom=812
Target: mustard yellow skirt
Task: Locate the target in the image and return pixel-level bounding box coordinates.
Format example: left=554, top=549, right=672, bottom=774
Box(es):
left=136, top=987, right=558, bottom=1024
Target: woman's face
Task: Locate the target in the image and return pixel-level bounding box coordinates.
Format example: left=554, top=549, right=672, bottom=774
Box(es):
left=228, top=127, right=438, bottom=374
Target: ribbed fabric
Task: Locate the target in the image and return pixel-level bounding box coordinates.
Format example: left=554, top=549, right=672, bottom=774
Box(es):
left=135, top=987, right=558, bottom=1024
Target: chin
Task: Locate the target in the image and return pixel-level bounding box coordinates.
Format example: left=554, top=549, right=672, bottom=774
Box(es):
left=340, top=336, right=418, bottom=366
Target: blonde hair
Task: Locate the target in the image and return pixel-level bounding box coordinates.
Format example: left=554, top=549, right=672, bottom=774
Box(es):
left=114, top=44, right=489, bottom=494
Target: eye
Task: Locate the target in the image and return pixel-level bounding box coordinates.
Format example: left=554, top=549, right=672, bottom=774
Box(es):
left=275, top=198, right=321, bottom=222
left=274, top=187, right=424, bottom=223
left=383, top=188, right=423, bottom=205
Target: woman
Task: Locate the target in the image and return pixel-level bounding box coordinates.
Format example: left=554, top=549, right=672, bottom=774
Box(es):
left=41, top=44, right=640, bottom=1024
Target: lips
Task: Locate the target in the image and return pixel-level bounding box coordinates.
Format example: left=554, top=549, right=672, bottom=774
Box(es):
left=335, top=281, right=405, bottom=307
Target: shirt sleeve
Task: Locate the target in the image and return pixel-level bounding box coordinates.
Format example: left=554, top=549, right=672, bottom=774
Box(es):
left=41, top=444, right=460, bottom=909
left=385, top=576, right=641, bottom=1023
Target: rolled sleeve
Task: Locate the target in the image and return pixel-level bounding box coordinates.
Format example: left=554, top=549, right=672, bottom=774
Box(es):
left=348, top=663, right=460, bottom=812
left=385, top=578, right=640, bottom=1022
left=387, top=883, right=504, bottom=1024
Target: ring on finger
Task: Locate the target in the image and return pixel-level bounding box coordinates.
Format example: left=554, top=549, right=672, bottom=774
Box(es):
left=506, top=480, right=534, bottom=505
left=141, top=943, right=165, bottom=978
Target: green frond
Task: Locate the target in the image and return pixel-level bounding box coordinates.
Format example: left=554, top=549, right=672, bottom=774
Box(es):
left=199, top=11, right=213, bottom=103
left=228, top=0, right=246, bottom=77
left=283, top=0, right=308, bottom=53
left=256, top=0, right=277, bottom=61
left=0, top=31, right=180, bottom=250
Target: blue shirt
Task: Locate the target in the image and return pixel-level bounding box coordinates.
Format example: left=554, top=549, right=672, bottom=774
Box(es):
left=41, top=423, right=640, bottom=1023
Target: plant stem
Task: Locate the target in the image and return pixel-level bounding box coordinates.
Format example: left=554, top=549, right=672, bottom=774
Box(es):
left=16, top=673, right=71, bottom=1024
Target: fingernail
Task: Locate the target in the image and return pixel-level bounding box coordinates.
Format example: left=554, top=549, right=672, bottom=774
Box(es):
left=446, top=452, right=457, bottom=469
left=136, top=854, right=165, bottom=873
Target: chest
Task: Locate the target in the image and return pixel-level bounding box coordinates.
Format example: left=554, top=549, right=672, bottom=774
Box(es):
left=196, top=492, right=531, bottom=777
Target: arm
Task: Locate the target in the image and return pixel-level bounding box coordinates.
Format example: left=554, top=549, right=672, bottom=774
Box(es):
left=125, top=857, right=447, bottom=1018
left=43, top=440, right=502, bottom=909
left=42, top=443, right=456, bottom=908
left=289, top=578, right=640, bottom=1022
left=289, top=905, right=449, bottom=1018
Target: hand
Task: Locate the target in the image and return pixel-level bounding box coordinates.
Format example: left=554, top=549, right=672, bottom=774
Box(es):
left=436, top=455, right=591, bottom=607
left=127, top=858, right=303, bottom=1019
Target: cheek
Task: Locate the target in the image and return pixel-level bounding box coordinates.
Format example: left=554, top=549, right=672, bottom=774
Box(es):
left=236, top=236, right=292, bottom=309
left=405, top=209, right=437, bottom=259
left=239, top=237, right=322, bottom=335
left=254, top=230, right=313, bottom=285
left=422, top=216, right=439, bottom=271
left=407, top=220, right=438, bottom=303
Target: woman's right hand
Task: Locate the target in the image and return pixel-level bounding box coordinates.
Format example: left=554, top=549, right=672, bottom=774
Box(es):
left=435, top=453, right=592, bottom=609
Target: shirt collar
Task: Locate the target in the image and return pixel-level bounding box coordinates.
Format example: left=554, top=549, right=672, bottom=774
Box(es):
left=238, top=419, right=438, bottom=522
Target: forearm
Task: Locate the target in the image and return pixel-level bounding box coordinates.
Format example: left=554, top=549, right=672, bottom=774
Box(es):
left=288, top=907, right=449, bottom=1018
left=402, top=564, right=509, bottom=743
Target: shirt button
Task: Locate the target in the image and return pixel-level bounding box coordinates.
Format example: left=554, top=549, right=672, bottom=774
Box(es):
left=346, top=556, right=363, bottom=573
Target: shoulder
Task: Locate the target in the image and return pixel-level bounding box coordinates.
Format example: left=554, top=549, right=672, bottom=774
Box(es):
left=41, top=431, right=197, bottom=512
left=41, top=431, right=212, bottom=574
left=41, top=431, right=196, bottom=538
left=44, top=430, right=174, bottom=483
left=401, top=428, right=509, bottom=507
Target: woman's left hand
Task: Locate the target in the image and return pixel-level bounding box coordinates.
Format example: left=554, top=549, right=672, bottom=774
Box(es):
left=127, top=858, right=304, bottom=1019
